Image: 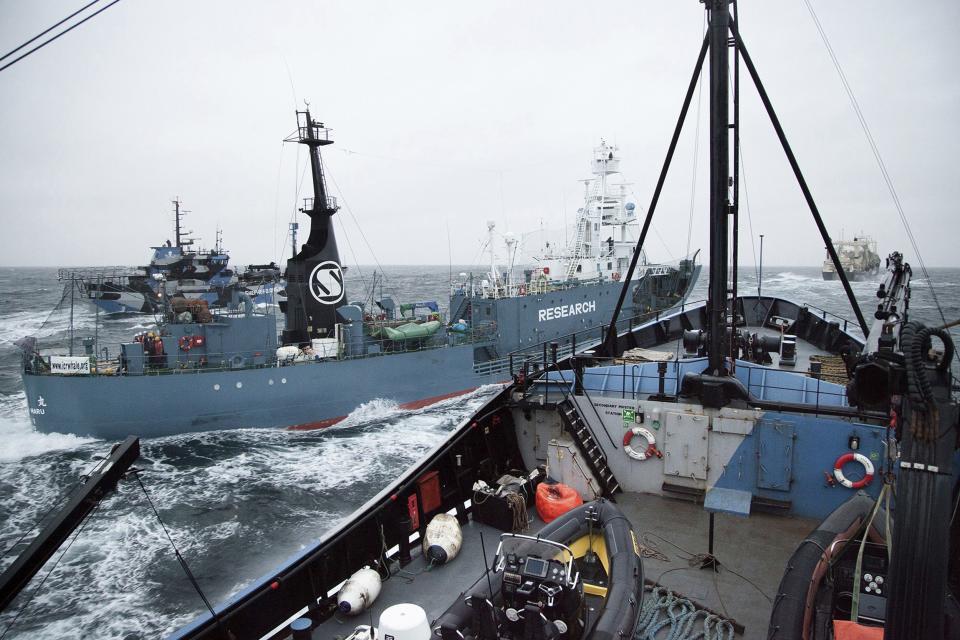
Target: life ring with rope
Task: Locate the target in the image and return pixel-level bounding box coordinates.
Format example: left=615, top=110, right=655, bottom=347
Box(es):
left=612, top=272, right=621, bottom=282
left=623, top=427, right=661, bottom=461
left=833, top=452, right=874, bottom=489
left=518, top=284, right=526, bottom=296
left=178, top=335, right=193, bottom=352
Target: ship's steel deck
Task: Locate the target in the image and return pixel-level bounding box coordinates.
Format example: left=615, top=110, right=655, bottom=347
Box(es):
left=655, top=326, right=837, bottom=374
left=308, top=493, right=815, bottom=640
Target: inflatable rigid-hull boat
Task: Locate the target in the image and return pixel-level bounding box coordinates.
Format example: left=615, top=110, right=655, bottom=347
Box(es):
left=435, top=499, right=644, bottom=640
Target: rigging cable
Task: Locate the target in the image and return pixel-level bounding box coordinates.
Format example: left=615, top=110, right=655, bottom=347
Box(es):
left=737, top=125, right=760, bottom=286
left=802, top=0, right=956, bottom=363
left=0, top=0, right=101, bottom=63
left=0, top=0, right=124, bottom=74
left=684, top=11, right=707, bottom=262
left=271, top=140, right=286, bottom=266
left=722, top=27, right=760, bottom=288
left=0, top=500, right=103, bottom=640
left=288, top=144, right=312, bottom=306
left=0, top=454, right=113, bottom=561
left=132, top=471, right=222, bottom=626
left=628, top=191, right=675, bottom=261
left=325, top=165, right=376, bottom=291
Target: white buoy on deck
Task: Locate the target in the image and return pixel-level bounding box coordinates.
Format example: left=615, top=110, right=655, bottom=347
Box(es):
left=379, top=603, right=430, bottom=640
left=422, top=513, right=462, bottom=565
left=337, top=567, right=382, bottom=615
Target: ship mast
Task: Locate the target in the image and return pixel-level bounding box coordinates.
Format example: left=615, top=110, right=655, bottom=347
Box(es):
left=280, top=109, right=345, bottom=345
left=173, top=198, right=194, bottom=249
left=705, top=0, right=732, bottom=376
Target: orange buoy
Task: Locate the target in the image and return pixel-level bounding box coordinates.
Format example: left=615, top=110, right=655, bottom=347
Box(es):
left=535, top=482, right=583, bottom=523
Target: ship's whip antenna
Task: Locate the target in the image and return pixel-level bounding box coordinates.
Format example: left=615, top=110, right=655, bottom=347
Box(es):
left=479, top=531, right=495, bottom=598
left=478, top=532, right=498, bottom=634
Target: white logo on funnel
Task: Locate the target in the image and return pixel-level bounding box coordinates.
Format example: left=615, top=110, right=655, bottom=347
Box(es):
left=309, top=261, right=345, bottom=305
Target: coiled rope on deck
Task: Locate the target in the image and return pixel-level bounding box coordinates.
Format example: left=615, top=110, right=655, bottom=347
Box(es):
left=636, top=585, right=734, bottom=640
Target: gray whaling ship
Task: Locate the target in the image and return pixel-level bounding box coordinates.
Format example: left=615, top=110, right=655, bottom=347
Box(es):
left=77, top=200, right=281, bottom=314
left=17, top=117, right=697, bottom=440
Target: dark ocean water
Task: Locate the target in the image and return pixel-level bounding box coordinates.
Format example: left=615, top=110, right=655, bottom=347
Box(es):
left=0, top=264, right=958, bottom=638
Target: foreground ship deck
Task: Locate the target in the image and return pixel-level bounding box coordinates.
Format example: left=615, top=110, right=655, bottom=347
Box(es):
left=298, top=495, right=814, bottom=640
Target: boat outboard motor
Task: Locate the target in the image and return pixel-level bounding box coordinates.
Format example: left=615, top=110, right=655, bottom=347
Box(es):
left=281, top=110, right=347, bottom=346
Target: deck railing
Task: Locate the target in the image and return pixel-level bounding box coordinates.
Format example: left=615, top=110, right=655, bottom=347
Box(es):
left=23, top=317, right=498, bottom=379
left=530, top=355, right=851, bottom=411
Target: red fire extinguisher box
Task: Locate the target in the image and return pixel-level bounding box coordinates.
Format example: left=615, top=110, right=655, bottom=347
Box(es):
left=417, top=470, right=443, bottom=515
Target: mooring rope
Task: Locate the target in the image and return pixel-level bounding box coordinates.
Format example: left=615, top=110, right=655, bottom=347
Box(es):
left=636, top=585, right=735, bottom=640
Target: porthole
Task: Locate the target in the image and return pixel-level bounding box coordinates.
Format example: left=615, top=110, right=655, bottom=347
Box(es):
left=268, top=379, right=274, bottom=386
left=213, top=384, right=221, bottom=391
left=236, top=382, right=243, bottom=389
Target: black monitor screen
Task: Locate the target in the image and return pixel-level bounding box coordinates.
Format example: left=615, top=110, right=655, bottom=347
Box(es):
left=523, top=557, right=549, bottom=579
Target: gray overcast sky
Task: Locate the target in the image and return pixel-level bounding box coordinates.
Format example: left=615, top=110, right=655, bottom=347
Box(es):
left=0, top=1, right=958, bottom=269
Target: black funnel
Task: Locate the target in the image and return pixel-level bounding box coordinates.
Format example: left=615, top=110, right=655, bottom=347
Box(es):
left=281, top=110, right=346, bottom=345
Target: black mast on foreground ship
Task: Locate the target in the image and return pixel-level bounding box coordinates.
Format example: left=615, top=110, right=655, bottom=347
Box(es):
left=4, top=2, right=957, bottom=639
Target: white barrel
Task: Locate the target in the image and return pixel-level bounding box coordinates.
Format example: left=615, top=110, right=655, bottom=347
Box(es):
left=337, top=567, right=382, bottom=615
left=421, top=513, right=462, bottom=565
left=378, top=603, right=430, bottom=640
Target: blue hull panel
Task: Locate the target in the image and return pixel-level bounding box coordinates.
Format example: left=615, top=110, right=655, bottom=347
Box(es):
left=23, top=345, right=501, bottom=439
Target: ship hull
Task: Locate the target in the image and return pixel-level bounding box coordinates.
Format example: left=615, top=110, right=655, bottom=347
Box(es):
left=26, top=266, right=698, bottom=439
left=23, top=344, right=503, bottom=440
left=821, top=269, right=877, bottom=282
left=455, top=264, right=701, bottom=360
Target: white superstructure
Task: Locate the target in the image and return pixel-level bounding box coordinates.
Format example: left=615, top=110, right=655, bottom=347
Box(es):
left=464, top=141, right=695, bottom=302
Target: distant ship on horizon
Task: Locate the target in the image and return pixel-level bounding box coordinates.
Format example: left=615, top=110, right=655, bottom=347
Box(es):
left=822, top=235, right=880, bottom=281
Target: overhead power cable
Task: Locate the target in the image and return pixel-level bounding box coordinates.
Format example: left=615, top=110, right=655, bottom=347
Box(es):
left=0, top=0, right=124, bottom=74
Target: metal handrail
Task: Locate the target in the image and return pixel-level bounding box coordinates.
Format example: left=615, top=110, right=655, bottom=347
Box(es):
left=801, top=302, right=857, bottom=333
left=561, top=360, right=850, bottom=408
left=24, top=320, right=500, bottom=378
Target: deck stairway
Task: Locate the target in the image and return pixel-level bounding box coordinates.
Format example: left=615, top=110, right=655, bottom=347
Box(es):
left=564, top=217, right=588, bottom=281
left=556, top=396, right=621, bottom=498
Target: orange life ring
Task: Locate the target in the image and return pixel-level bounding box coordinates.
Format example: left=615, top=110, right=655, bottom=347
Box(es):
left=518, top=284, right=526, bottom=296
left=178, top=335, right=192, bottom=351
left=535, top=482, right=583, bottom=523
left=612, top=272, right=621, bottom=282
left=623, top=427, right=660, bottom=461
left=833, top=452, right=874, bottom=489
